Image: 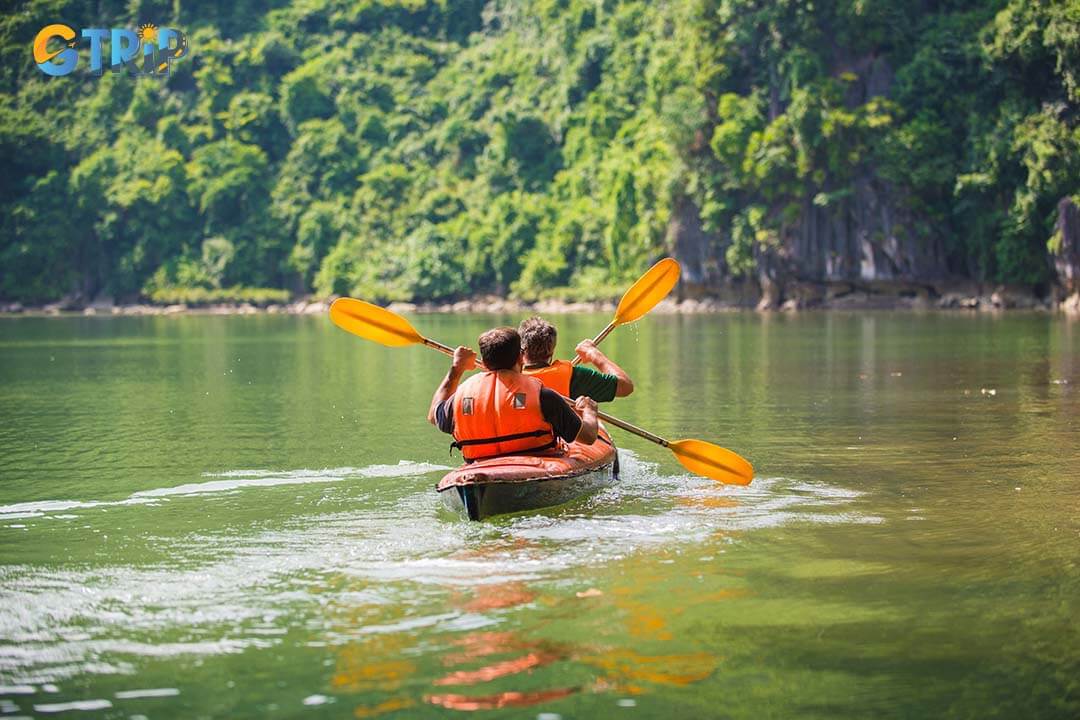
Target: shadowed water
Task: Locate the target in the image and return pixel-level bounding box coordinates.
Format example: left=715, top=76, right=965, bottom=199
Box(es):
left=0, top=312, right=1077, bottom=718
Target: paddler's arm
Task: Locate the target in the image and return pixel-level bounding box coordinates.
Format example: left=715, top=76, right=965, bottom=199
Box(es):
left=427, top=346, right=476, bottom=427
left=539, top=388, right=596, bottom=445
left=575, top=339, right=634, bottom=397
left=572, top=395, right=599, bottom=444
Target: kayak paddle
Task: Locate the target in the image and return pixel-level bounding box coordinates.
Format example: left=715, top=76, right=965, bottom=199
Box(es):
left=571, top=257, right=681, bottom=365
left=328, top=297, right=453, bottom=352
left=328, top=298, right=753, bottom=486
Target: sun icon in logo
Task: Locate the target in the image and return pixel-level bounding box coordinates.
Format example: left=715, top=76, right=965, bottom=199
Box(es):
left=137, top=23, right=158, bottom=44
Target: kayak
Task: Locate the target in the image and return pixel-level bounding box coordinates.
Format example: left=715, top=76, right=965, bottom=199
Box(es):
left=437, top=426, right=618, bottom=521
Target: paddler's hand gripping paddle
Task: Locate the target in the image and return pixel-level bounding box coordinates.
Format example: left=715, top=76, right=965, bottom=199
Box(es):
left=329, top=298, right=753, bottom=486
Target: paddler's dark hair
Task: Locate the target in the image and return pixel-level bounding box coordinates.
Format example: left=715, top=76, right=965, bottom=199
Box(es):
left=478, top=327, right=522, bottom=370
left=519, top=316, right=556, bottom=363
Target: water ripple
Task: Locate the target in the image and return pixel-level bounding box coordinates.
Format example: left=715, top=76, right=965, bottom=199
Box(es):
left=0, top=452, right=879, bottom=685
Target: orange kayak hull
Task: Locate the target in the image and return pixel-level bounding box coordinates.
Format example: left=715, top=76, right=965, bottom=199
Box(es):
left=437, top=427, right=618, bottom=520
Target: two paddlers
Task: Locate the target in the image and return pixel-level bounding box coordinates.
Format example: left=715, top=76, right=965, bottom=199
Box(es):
left=427, top=318, right=635, bottom=459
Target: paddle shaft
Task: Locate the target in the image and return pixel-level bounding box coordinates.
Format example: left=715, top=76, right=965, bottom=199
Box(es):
left=425, top=336, right=670, bottom=448
left=586, top=408, right=668, bottom=447
left=569, top=320, right=617, bottom=367
left=570, top=258, right=680, bottom=366
left=422, top=337, right=451, bottom=353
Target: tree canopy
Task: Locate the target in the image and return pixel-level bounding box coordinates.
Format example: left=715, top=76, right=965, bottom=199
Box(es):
left=2, top=0, right=1077, bottom=304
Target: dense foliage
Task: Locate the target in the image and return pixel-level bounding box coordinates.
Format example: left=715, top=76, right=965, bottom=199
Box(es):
left=2, top=0, right=1077, bottom=304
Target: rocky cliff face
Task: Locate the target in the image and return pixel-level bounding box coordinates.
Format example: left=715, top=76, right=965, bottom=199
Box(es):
left=665, top=196, right=760, bottom=306
left=756, top=174, right=948, bottom=309
left=667, top=169, right=955, bottom=309
left=666, top=49, right=1075, bottom=312
left=1054, top=198, right=1080, bottom=312
left=787, top=178, right=946, bottom=286
left=666, top=190, right=1076, bottom=310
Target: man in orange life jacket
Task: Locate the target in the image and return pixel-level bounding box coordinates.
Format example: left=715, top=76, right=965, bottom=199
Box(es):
left=518, top=316, right=634, bottom=401
left=427, top=327, right=598, bottom=461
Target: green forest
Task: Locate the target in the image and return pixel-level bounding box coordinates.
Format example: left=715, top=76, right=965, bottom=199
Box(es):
left=2, top=0, right=1078, bottom=305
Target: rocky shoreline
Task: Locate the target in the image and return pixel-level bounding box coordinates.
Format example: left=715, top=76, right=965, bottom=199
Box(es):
left=2, top=284, right=1079, bottom=317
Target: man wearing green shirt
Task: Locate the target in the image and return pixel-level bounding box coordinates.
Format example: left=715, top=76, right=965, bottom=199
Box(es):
left=518, top=316, right=634, bottom=402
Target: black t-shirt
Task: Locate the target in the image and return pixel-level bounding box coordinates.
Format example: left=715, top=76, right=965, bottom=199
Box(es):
left=435, top=387, right=582, bottom=443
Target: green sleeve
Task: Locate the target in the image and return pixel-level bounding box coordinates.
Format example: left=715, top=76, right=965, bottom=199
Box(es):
left=569, top=365, right=619, bottom=402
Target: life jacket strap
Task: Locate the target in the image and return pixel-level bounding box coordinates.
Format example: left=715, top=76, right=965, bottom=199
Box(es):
left=454, top=438, right=560, bottom=463
left=450, top=429, right=551, bottom=450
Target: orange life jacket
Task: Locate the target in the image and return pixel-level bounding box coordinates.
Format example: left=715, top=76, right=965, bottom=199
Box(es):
left=451, top=370, right=557, bottom=461
left=523, top=359, right=573, bottom=397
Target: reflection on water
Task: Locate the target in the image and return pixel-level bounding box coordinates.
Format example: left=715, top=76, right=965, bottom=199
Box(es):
left=427, top=580, right=574, bottom=711
left=328, top=571, right=726, bottom=714
left=332, top=633, right=418, bottom=717
left=0, top=313, right=1078, bottom=718
left=352, top=696, right=415, bottom=718
left=456, top=581, right=536, bottom=613
left=584, top=649, right=718, bottom=690
left=429, top=634, right=571, bottom=708
left=428, top=686, right=578, bottom=711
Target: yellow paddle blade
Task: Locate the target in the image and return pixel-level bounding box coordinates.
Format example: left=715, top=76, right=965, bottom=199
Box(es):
left=614, top=257, right=681, bottom=325
left=669, top=439, right=754, bottom=486
left=328, top=297, right=424, bottom=347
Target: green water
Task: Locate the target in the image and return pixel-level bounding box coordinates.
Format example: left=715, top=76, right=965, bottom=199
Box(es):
left=1, top=312, right=1078, bottom=719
